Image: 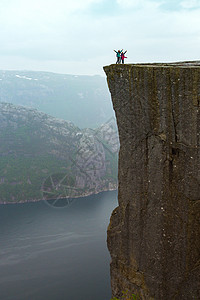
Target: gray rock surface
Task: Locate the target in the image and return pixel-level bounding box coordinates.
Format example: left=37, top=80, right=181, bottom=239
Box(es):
left=104, top=62, right=200, bottom=299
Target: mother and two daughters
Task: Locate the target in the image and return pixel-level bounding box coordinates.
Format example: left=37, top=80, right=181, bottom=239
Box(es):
left=114, top=49, right=127, bottom=64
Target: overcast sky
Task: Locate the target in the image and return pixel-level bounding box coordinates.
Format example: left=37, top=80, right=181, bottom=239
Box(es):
left=0, top=0, right=200, bottom=75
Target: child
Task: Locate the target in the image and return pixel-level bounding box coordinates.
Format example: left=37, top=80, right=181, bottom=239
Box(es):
left=121, top=50, right=127, bottom=64
left=114, top=49, right=123, bottom=64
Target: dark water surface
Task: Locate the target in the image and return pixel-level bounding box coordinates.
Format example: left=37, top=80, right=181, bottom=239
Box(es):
left=0, top=191, right=118, bottom=300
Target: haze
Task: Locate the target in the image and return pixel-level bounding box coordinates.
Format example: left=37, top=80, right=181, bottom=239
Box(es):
left=0, top=0, right=200, bottom=75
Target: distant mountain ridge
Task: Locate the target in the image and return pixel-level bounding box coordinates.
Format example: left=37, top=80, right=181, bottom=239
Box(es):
left=0, top=70, right=114, bottom=128
left=0, top=103, right=118, bottom=203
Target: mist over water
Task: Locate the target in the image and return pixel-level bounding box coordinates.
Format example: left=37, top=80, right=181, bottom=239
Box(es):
left=0, top=191, right=117, bottom=300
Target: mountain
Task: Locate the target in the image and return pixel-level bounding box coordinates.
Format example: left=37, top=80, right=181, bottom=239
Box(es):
left=0, top=103, right=119, bottom=203
left=0, top=70, right=114, bottom=128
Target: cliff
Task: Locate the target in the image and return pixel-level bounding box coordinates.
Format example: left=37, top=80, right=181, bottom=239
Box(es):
left=104, top=62, right=200, bottom=299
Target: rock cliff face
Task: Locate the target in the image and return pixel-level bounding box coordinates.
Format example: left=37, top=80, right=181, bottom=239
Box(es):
left=104, top=62, right=200, bottom=299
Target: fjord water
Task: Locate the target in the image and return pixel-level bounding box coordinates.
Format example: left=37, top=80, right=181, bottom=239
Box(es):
left=0, top=191, right=117, bottom=300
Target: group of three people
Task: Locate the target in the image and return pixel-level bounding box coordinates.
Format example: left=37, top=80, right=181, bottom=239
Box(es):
left=114, top=49, right=127, bottom=64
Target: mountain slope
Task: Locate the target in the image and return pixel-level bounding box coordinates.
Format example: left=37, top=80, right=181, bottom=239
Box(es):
left=0, top=70, right=113, bottom=128
left=0, top=103, right=118, bottom=203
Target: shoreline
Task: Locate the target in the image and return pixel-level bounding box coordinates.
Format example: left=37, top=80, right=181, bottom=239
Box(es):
left=0, top=186, right=118, bottom=205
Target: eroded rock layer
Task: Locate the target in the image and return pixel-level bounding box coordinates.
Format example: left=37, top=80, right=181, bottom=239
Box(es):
left=104, top=62, right=200, bottom=299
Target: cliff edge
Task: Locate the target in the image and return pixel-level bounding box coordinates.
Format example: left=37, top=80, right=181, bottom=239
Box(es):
left=104, top=62, right=200, bottom=299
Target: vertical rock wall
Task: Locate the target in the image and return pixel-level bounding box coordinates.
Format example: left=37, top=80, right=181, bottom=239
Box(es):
left=104, top=63, right=200, bottom=300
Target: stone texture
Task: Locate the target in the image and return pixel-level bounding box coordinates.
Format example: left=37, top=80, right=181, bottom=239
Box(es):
left=104, top=62, right=200, bottom=299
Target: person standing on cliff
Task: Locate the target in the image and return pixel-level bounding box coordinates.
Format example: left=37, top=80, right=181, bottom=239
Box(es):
left=114, top=49, right=122, bottom=64
left=121, top=50, right=127, bottom=64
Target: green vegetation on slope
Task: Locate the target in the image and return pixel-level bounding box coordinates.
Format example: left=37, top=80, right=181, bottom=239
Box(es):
left=0, top=103, right=119, bottom=203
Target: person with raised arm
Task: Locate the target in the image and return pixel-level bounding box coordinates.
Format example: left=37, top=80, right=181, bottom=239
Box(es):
left=121, top=50, right=127, bottom=64
left=114, top=49, right=123, bottom=64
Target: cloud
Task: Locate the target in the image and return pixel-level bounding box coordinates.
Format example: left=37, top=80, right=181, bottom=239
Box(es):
left=117, top=0, right=200, bottom=11
left=0, top=0, right=200, bottom=75
left=117, top=0, right=161, bottom=10
left=0, top=0, right=98, bottom=27
left=180, top=0, right=200, bottom=9
left=88, top=0, right=119, bottom=16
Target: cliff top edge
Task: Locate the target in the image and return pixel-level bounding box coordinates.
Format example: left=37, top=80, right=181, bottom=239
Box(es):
left=104, top=61, right=200, bottom=71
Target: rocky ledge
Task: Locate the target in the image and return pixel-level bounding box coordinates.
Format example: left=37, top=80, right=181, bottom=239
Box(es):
left=104, top=62, right=200, bottom=299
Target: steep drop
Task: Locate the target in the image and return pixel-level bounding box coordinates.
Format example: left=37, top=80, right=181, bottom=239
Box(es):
left=104, top=62, right=200, bottom=299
